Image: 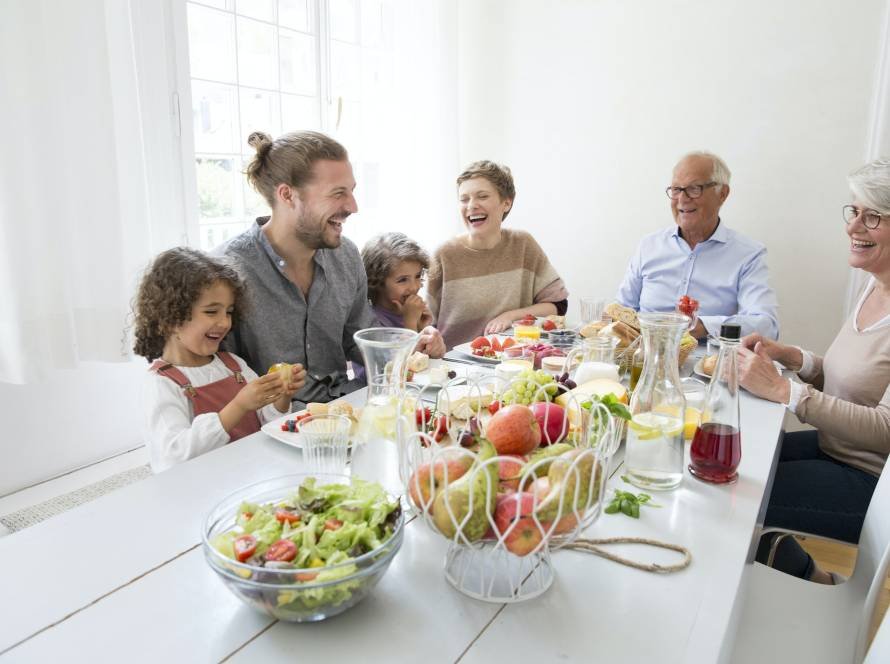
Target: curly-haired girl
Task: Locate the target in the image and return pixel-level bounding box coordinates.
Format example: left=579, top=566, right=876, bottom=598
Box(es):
left=361, top=232, right=433, bottom=332
left=133, top=247, right=306, bottom=472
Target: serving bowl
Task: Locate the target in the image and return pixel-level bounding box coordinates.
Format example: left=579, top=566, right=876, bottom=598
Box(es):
left=202, top=473, right=404, bottom=622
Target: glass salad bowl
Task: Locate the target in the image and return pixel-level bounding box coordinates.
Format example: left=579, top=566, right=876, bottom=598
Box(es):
left=202, top=473, right=404, bottom=622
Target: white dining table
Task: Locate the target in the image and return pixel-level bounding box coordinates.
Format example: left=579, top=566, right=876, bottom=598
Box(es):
left=0, top=354, right=787, bottom=663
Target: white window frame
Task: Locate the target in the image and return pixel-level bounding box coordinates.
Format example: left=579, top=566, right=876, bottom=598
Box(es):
left=170, top=0, right=355, bottom=250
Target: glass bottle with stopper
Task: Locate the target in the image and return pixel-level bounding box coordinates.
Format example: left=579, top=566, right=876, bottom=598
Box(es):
left=689, top=323, right=742, bottom=484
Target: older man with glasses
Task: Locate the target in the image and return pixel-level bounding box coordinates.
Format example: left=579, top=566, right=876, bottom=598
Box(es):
left=616, top=151, right=779, bottom=340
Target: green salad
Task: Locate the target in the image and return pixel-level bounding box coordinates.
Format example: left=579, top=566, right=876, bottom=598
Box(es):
left=210, top=478, right=401, bottom=612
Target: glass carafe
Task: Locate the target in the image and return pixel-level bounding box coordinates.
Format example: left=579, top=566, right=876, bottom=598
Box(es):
left=689, top=323, right=742, bottom=484
left=565, top=335, right=620, bottom=385
left=351, top=328, right=419, bottom=495
left=625, top=312, right=688, bottom=491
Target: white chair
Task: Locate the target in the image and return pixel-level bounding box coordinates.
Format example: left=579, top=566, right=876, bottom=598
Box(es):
left=730, top=459, right=890, bottom=664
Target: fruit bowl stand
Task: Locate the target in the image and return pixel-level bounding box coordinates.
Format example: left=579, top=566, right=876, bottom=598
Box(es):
left=399, top=378, right=620, bottom=603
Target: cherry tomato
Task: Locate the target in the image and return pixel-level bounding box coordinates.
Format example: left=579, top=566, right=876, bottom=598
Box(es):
left=433, top=415, right=449, bottom=442
left=488, top=401, right=502, bottom=415
left=265, top=539, right=298, bottom=562
left=234, top=534, right=257, bottom=562
left=415, top=406, right=432, bottom=426
left=324, top=518, right=344, bottom=531
left=275, top=508, right=300, bottom=525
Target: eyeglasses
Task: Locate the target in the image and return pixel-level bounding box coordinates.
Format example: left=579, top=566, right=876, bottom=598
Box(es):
left=843, top=205, right=883, bottom=230
left=665, top=182, right=719, bottom=200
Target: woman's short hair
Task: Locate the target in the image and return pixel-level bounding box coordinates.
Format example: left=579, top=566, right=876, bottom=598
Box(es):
left=245, top=130, right=348, bottom=207
left=848, top=157, right=890, bottom=214
left=362, top=233, right=430, bottom=304
left=456, top=160, right=516, bottom=218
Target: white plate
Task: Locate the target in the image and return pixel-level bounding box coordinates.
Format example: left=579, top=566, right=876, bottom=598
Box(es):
left=452, top=335, right=516, bottom=364
left=693, top=357, right=714, bottom=380
left=409, top=359, right=468, bottom=388
left=261, top=409, right=310, bottom=449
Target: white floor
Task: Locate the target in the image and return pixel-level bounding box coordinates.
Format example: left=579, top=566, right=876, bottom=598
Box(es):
left=0, top=446, right=150, bottom=536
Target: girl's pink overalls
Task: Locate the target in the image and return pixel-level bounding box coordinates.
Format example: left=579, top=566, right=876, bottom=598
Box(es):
left=151, top=351, right=261, bottom=441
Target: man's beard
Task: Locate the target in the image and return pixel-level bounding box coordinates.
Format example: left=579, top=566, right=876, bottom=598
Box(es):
left=295, top=211, right=345, bottom=249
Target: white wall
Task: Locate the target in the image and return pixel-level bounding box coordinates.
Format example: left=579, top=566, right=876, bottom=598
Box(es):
left=456, top=0, right=888, bottom=354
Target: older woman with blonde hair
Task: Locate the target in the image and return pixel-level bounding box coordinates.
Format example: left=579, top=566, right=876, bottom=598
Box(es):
left=739, top=157, right=890, bottom=583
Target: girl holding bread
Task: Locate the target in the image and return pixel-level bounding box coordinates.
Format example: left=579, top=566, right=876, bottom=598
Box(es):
left=134, top=248, right=306, bottom=473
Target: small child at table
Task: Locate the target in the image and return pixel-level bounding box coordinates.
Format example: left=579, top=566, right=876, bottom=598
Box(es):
left=133, top=248, right=306, bottom=473
left=361, top=232, right=434, bottom=332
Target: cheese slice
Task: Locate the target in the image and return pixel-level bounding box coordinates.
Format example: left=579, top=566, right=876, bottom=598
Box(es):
left=439, top=385, right=494, bottom=419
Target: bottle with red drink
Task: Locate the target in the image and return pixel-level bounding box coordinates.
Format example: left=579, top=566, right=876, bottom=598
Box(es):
left=689, top=323, right=742, bottom=484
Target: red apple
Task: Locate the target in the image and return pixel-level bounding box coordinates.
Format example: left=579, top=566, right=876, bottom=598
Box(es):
left=497, top=455, right=526, bottom=492
left=531, top=402, right=567, bottom=445
left=493, top=491, right=536, bottom=536
left=504, top=516, right=545, bottom=556
left=486, top=405, right=540, bottom=456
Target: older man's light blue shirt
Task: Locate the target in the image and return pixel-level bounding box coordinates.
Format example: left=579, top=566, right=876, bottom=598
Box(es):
left=616, top=221, right=779, bottom=339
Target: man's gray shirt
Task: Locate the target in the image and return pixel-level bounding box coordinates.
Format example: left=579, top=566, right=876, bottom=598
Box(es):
left=217, top=219, right=373, bottom=403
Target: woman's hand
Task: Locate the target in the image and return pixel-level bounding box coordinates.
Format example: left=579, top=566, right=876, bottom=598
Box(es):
left=740, top=334, right=802, bottom=371
left=738, top=346, right=791, bottom=404
left=417, top=326, right=446, bottom=359
left=484, top=312, right=516, bottom=335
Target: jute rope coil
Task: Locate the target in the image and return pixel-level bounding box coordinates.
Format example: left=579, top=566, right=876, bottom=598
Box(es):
left=566, top=537, right=692, bottom=573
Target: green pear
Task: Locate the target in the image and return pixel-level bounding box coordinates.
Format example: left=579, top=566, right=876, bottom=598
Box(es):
left=520, top=443, right=576, bottom=487
left=432, top=438, right=498, bottom=542
left=535, top=449, right=601, bottom=523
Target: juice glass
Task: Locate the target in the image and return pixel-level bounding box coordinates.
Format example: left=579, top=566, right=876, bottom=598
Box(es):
left=512, top=323, right=541, bottom=342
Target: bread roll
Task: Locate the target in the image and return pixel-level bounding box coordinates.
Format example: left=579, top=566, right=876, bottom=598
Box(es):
left=702, top=355, right=718, bottom=376
left=604, top=303, right=640, bottom=330
left=580, top=321, right=608, bottom=338
left=407, top=351, right=429, bottom=372
left=599, top=321, right=640, bottom=348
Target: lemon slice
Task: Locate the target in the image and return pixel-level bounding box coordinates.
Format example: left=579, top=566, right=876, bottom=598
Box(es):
left=628, top=412, right=683, bottom=440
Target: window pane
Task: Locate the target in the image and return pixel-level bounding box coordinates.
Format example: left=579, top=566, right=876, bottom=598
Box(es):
left=360, top=0, right=383, bottom=46
left=193, top=0, right=231, bottom=10
left=196, top=158, right=237, bottom=220
left=237, top=17, right=277, bottom=89
left=200, top=221, right=250, bottom=251
left=192, top=81, right=239, bottom=154
left=279, top=29, right=316, bottom=96
left=329, top=0, right=357, bottom=43
left=236, top=0, right=275, bottom=22
left=188, top=4, right=237, bottom=83
left=331, top=41, right=360, bottom=101
left=281, top=93, right=319, bottom=130
left=243, top=158, right=271, bottom=219
left=240, top=88, right=281, bottom=143
left=279, top=0, right=309, bottom=32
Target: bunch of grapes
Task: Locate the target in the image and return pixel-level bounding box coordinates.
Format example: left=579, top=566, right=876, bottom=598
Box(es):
left=502, top=369, right=560, bottom=405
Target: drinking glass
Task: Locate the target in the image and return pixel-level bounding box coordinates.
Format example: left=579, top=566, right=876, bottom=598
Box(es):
left=297, top=415, right=352, bottom=475
left=579, top=297, right=605, bottom=325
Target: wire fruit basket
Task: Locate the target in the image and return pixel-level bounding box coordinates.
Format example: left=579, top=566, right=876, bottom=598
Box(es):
left=399, top=375, right=620, bottom=603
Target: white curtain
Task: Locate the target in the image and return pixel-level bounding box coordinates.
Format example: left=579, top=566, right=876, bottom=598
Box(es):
left=0, top=0, right=158, bottom=384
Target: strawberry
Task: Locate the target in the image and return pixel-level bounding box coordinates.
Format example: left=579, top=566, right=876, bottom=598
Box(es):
left=488, top=400, right=502, bottom=415
left=415, top=406, right=432, bottom=426
left=432, top=415, right=449, bottom=442
left=541, top=319, right=556, bottom=331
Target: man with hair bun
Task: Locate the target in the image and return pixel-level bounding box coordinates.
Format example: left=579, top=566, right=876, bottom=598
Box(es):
left=616, top=151, right=779, bottom=339
left=217, top=130, right=445, bottom=405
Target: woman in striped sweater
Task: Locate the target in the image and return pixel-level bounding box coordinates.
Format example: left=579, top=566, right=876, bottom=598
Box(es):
left=426, top=160, right=569, bottom=349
